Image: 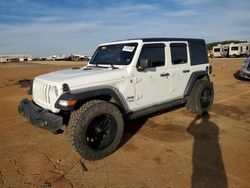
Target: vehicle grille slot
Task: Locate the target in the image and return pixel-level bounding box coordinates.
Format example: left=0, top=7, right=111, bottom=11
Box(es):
left=33, top=81, right=52, bottom=106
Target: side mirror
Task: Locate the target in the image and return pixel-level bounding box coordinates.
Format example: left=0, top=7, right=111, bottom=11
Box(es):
left=138, top=58, right=151, bottom=71
left=173, top=58, right=186, bottom=64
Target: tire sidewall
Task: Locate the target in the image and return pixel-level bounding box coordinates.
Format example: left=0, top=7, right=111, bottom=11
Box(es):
left=195, top=81, right=214, bottom=114
left=73, top=102, right=124, bottom=160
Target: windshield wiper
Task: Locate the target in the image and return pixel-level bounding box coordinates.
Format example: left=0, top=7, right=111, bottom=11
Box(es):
left=87, top=64, right=109, bottom=69
left=89, top=60, right=99, bottom=67
left=89, top=60, right=119, bottom=69
left=109, top=62, right=119, bottom=69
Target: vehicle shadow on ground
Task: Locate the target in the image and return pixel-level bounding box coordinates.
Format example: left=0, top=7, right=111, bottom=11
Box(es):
left=187, top=113, right=228, bottom=188
left=120, top=104, right=184, bottom=147
left=120, top=117, right=148, bottom=146
left=18, top=79, right=33, bottom=87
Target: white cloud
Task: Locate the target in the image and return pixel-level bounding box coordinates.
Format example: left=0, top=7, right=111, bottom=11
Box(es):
left=172, top=0, right=213, bottom=5
left=165, top=9, right=202, bottom=17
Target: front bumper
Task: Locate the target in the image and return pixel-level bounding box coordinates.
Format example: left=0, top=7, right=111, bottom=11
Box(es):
left=18, top=99, right=63, bottom=131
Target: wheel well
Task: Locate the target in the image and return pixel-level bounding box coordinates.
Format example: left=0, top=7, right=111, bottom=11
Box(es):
left=200, top=75, right=209, bottom=81
left=73, top=95, right=125, bottom=114
left=184, top=72, right=210, bottom=98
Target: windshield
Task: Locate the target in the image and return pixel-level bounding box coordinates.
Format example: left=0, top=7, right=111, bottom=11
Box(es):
left=90, top=43, right=138, bottom=66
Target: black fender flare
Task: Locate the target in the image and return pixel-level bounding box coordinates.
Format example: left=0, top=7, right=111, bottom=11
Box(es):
left=184, top=71, right=210, bottom=97
left=55, top=86, right=130, bottom=113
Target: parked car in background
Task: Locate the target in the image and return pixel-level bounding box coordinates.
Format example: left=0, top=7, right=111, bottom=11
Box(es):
left=239, top=57, right=250, bottom=80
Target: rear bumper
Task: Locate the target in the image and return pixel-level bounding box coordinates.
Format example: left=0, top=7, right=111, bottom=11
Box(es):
left=18, top=99, right=63, bottom=131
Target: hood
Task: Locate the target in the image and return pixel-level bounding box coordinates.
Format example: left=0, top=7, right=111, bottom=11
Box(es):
left=35, top=67, right=129, bottom=90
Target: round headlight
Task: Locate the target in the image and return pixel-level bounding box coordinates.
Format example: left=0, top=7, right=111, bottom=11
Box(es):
left=49, top=86, right=59, bottom=101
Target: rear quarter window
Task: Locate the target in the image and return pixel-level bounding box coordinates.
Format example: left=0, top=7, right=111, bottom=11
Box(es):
left=189, top=42, right=208, bottom=66
left=170, top=43, right=188, bottom=65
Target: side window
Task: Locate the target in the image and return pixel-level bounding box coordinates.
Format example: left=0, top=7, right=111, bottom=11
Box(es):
left=138, top=44, right=165, bottom=68
left=170, top=43, right=187, bottom=65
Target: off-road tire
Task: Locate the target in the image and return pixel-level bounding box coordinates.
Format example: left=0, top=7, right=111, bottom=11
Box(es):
left=67, top=100, right=124, bottom=160
left=186, top=80, right=214, bottom=115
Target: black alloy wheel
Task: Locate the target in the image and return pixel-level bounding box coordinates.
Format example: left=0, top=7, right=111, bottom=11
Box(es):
left=67, top=100, right=124, bottom=160
left=200, top=88, right=212, bottom=109
left=86, top=114, right=117, bottom=150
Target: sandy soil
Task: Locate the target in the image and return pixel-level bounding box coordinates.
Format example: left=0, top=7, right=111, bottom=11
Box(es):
left=0, top=59, right=249, bottom=188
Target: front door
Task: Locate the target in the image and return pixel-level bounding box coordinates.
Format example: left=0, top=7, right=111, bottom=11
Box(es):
left=134, top=43, right=171, bottom=108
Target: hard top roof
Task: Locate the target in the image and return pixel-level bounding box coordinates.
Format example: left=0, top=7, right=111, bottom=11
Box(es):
left=125, top=38, right=205, bottom=43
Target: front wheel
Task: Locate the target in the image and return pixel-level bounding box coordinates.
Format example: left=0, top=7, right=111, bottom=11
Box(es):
left=67, top=100, right=124, bottom=160
left=186, top=80, right=214, bottom=115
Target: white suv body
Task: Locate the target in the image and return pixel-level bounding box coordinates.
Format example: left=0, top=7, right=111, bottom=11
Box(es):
left=19, top=38, right=213, bottom=160
left=32, top=39, right=208, bottom=113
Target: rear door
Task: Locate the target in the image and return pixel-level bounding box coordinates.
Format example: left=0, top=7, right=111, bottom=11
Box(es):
left=167, top=42, right=191, bottom=98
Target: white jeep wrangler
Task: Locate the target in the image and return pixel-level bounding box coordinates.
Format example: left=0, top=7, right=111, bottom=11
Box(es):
left=19, top=38, right=213, bottom=160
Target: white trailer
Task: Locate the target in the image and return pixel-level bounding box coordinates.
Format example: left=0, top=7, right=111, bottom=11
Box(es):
left=221, top=44, right=230, bottom=57
left=212, top=45, right=222, bottom=58
left=48, top=54, right=65, bottom=61
left=0, top=57, right=7, bottom=63
left=240, top=43, right=250, bottom=56
left=0, top=54, right=32, bottom=62
left=229, top=43, right=241, bottom=57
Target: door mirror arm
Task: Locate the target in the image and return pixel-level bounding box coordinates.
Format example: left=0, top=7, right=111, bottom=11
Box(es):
left=137, top=58, right=151, bottom=71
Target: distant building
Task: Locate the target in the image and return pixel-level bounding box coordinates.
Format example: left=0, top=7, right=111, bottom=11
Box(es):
left=48, top=54, right=66, bottom=61
left=0, top=57, right=7, bottom=63
left=0, top=54, right=32, bottom=62
left=70, top=54, right=89, bottom=61
left=33, top=57, right=48, bottom=61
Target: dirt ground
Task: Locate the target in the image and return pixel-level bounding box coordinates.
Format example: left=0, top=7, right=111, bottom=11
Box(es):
left=0, top=59, right=249, bottom=188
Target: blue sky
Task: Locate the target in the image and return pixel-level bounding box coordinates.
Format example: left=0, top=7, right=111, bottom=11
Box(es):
left=0, top=0, right=249, bottom=56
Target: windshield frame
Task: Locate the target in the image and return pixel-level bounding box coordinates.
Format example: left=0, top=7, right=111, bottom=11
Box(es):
left=89, top=42, right=139, bottom=66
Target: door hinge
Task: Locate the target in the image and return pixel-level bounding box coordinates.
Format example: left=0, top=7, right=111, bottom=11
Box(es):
left=135, top=77, right=142, bottom=83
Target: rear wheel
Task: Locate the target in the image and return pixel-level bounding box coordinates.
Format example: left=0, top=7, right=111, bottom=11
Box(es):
left=186, top=80, right=214, bottom=115
left=67, top=100, right=124, bottom=160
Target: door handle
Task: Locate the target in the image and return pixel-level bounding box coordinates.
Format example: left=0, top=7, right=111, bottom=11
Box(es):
left=160, top=73, right=170, bottom=77
left=183, top=69, right=190, bottom=73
